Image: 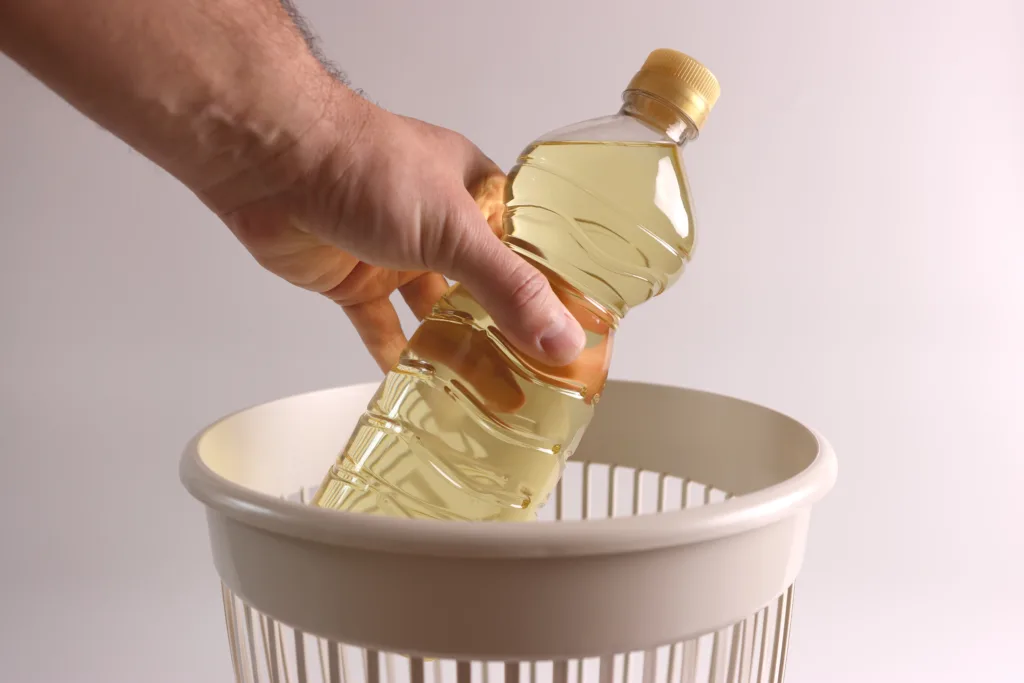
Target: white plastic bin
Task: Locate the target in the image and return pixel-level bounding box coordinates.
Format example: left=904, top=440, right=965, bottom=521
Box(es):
left=181, top=380, right=837, bottom=683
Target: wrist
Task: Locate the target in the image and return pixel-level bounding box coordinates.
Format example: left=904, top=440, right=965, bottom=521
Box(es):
left=190, top=67, right=376, bottom=216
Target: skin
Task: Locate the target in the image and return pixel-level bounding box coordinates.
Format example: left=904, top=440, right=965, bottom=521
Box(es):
left=0, top=0, right=586, bottom=373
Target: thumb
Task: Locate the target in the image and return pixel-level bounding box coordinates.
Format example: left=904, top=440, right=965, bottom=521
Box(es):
left=438, top=200, right=586, bottom=366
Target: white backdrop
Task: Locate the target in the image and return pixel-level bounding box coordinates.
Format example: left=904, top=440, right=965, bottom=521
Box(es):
left=1, top=0, right=1022, bottom=681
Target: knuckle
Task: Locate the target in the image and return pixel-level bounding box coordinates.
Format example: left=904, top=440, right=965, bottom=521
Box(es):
left=507, top=265, right=550, bottom=313
left=429, top=198, right=477, bottom=271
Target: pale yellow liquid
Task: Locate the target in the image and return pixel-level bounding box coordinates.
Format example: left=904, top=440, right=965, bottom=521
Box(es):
left=312, top=139, right=694, bottom=520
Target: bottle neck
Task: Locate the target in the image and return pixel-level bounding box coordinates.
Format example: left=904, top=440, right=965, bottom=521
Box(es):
left=620, top=91, right=698, bottom=145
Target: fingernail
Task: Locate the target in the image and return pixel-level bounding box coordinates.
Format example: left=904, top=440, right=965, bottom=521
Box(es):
left=538, top=312, right=586, bottom=366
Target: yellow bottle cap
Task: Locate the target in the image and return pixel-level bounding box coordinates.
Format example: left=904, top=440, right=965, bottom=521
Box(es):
left=625, top=49, right=721, bottom=131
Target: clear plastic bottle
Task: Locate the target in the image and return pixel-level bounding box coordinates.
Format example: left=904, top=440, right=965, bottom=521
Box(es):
left=312, top=49, right=720, bottom=520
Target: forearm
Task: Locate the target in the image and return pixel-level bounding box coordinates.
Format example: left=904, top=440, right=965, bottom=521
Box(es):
left=0, top=0, right=358, bottom=195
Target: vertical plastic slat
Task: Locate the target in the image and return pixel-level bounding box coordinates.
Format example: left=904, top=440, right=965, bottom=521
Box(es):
left=327, top=642, right=341, bottom=683
left=719, top=629, right=734, bottom=683
left=316, top=640, right=329, bottom=683
left=657, top=474, right=669, bottom=513
left=554, top=660, right=569, bottom=683
left=410, top=658, right=426, bottom=683
left=607, top=465, right=618, bottom=518
left=774, top=587, right=795, bottom=683
left=259, top=615, right=271, bottom=679
left=737, top=617, right=755, bottom=683
left=752, top=612, right=765, bottom=683
left=756, top=603, right=774, bottom=683
left=556, top=476, right=564, bottom=521
left=642, top=650, right=657, bottom=683
left=756, top=607, right=768, bottom=683
left=783, top=585, right=797, bottom=678
left=768, top=592, right=788, bottom=683
left=243, top=604, right=262, bottom=683
left=367, top=650, right=381, bottom=683
left=667, top=643, right=681, bottom=683
left=582, top=463, right=591, bottom=520
left=263, top=616, right=281, bottom=683
left=221, top=586, right=244, bottom=683
left=709, top=630, right=727, bottom=683
left=632, top=470, right=643, bottom=517
left=276, top=622, right=291, bottom=683
left=293, top=629, right=307, bottom=683
left=726, top=625, right=742, bottom=683
left=680, top=641, right=698, bottom=683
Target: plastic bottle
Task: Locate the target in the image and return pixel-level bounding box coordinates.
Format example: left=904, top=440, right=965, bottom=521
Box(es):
left=312, top=48, right=720, bottom=520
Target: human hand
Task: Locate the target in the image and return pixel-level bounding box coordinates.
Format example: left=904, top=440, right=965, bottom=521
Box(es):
left=202, top=99, right=586, bottom=371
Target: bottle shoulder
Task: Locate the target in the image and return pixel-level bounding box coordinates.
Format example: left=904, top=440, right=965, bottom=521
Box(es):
left=533, top=112, right=672, bottom=145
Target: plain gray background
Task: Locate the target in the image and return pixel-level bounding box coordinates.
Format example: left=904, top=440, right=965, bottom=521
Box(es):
left=2, top=0, right=1022, bottom=681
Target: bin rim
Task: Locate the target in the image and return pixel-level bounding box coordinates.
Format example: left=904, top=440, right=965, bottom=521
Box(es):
left=180, top=380, right=837, bottom=560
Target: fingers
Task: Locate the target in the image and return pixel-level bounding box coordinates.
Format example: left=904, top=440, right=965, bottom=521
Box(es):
left=399, top=272, right=451, bottom=320
left=439, top=199, right=586, bottom=366
left=342, top=297, right=407, bottom=372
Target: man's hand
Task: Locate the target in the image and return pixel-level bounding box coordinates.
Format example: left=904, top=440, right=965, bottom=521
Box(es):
left=204, top=104, right=585, bottom=371
left=0, top=0, right=585, bottom=370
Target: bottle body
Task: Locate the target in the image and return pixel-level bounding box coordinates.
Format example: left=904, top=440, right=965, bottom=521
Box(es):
left=312, top=279, right=613, bottom=520
left=313, top=101, right=699, bottom=520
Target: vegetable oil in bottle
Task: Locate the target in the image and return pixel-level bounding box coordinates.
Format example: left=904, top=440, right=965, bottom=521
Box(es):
left=312, top=49, right=720, bottom=521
